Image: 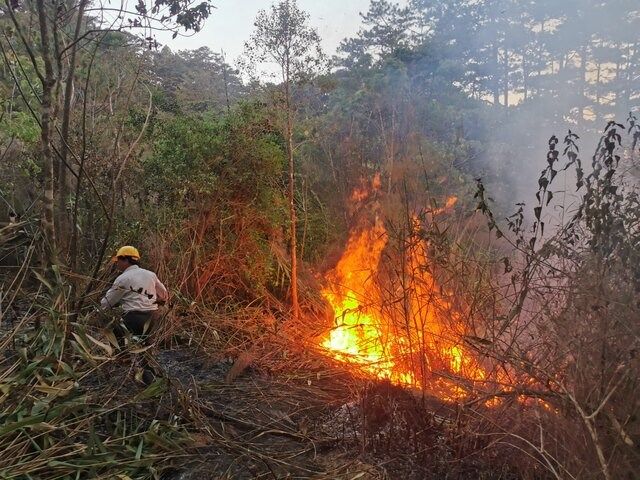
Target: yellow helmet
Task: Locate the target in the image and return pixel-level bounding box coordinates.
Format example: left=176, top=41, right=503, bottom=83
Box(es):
left=114, top=245, right=140, bottom=261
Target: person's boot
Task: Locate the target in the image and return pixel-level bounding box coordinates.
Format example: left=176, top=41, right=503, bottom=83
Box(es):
left=141, top=368, right=156, bottom=386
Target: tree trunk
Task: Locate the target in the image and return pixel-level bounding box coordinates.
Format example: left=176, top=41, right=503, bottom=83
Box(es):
left=522, top=49, right=528, bottom=101
left=503, top=48, right=509, bottom=107
left=629, top=43, right=638, bottom=108
left=60, top=0, right=88, bottom=262
left=623, top=43, right=633, bottom=111
left=596, top=61, right=601, bottom=119
left=36, top=0, right=58, bottom=267
left=493, top=43, right=500, bottom=106
left=221, top=50, right=231, bottom=113
left=615, top=57, right=621, bottom=114
left=386, top=107, right=396, bottom=194
left=285, top=68, right=300, bottom=322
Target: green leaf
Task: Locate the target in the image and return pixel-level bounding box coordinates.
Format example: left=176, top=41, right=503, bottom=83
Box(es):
left=135, top=438, right=144, bottom=460
left=33, top=271, right=53, bottom=292
left=133, top=378, right=167, bottom=401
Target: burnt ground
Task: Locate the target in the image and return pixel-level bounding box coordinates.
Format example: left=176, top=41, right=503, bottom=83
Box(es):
left=0, top=307, right=523, bottom=480
left=153, top=347, right=386, bottom=479
left=1, top=304, right=391, bottom=479
left=146, top=344, right=513, bottom=480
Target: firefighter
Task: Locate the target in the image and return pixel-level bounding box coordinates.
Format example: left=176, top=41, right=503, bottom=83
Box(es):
left=101, top=245, right=169, bottom=342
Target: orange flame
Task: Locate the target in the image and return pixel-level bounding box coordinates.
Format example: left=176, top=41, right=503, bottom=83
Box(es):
left=444, top=195, right=458, bottom=210
left=321, top=196, right=489, bottom=401
left=350, top=173, right=382, bottom=203
left=435, top=195, right=458, bottom=214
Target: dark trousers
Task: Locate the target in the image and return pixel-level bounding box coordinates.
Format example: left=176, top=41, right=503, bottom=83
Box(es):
left=112, top=310, right=162, bottom=384
left=113, top=310, right=160, bottom=346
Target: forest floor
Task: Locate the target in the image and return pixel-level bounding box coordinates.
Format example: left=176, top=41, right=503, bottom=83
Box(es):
left=152, top=345, right=380, bottom=479
left=0, top=304, right=502, bottom=480
left=151, top=340, right=459, bottom=480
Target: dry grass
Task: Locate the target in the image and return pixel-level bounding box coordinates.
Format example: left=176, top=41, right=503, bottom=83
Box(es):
left=0, top=265, right=384, bottom=479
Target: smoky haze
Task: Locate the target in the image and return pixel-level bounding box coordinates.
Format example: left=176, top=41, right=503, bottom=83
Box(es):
left=467, top=0, right=639, bottom=229
left=333, top=0, right=639, bottom=233
left=400, top=0, right=640, bottom=231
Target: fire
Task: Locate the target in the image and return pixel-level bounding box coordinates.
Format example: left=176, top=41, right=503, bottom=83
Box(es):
left=321, top=195, right=489, bottom=400
left=321, top=218, right=401, bottom=379
left=434, top=195, right=458, bottom=214
left=349, top=174, right=382, bottom=203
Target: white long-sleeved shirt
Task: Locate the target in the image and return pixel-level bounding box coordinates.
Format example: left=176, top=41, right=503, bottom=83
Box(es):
left=100, top=265, right=168, bottom=312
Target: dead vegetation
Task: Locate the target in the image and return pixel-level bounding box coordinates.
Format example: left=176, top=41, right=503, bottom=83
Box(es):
left=2, top=119, right=639, bottom=479
left=0, top=254, right=534, bottom=479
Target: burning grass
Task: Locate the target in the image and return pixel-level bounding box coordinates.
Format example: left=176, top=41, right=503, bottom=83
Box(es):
left=307, top=166, right=640, bottom=478
left=4, top=117, right=639, bottom=478
left=318, top=196, right=501, bottom=403
left=0, top=264, right=578, bottom=479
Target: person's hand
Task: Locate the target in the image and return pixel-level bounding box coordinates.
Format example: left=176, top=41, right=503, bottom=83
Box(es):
left=85, top=307, right=105, bottom=326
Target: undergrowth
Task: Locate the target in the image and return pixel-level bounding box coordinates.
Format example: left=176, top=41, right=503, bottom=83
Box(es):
left=0, top=293, right=187, bottom=479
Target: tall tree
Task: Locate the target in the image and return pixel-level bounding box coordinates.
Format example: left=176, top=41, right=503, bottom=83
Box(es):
left=337, top=0, right=415, bottom=68
left=1, top=0, right=212, bottom=268
left=150, top=46, right=244, bottom=113
left=245, top=0, right=325, bottom=321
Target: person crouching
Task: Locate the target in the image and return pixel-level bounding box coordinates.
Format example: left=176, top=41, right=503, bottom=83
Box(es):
left=100, top=245, right=169, bottom=344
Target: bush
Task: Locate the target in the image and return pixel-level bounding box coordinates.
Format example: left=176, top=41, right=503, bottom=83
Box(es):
left=137, top=102, right=289, bottom=302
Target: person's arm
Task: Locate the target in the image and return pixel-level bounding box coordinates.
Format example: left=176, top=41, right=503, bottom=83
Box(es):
left=155, top=275, right=169, bottom=304
left=101, top=279, right=126, bottom=309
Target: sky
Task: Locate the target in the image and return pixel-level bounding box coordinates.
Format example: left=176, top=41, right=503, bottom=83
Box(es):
left=159, top=0, right=375, bottom=64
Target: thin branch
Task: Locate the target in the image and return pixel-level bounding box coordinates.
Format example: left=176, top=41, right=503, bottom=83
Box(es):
left=0, top=38, right=42, bottom=128
left=4, top=33, right=42, bottom=104
left=4, top=0, right=45, bottom=83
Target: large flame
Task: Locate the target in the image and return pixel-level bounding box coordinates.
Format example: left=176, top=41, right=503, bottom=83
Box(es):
left=321, top=195, right=490, bottom=400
